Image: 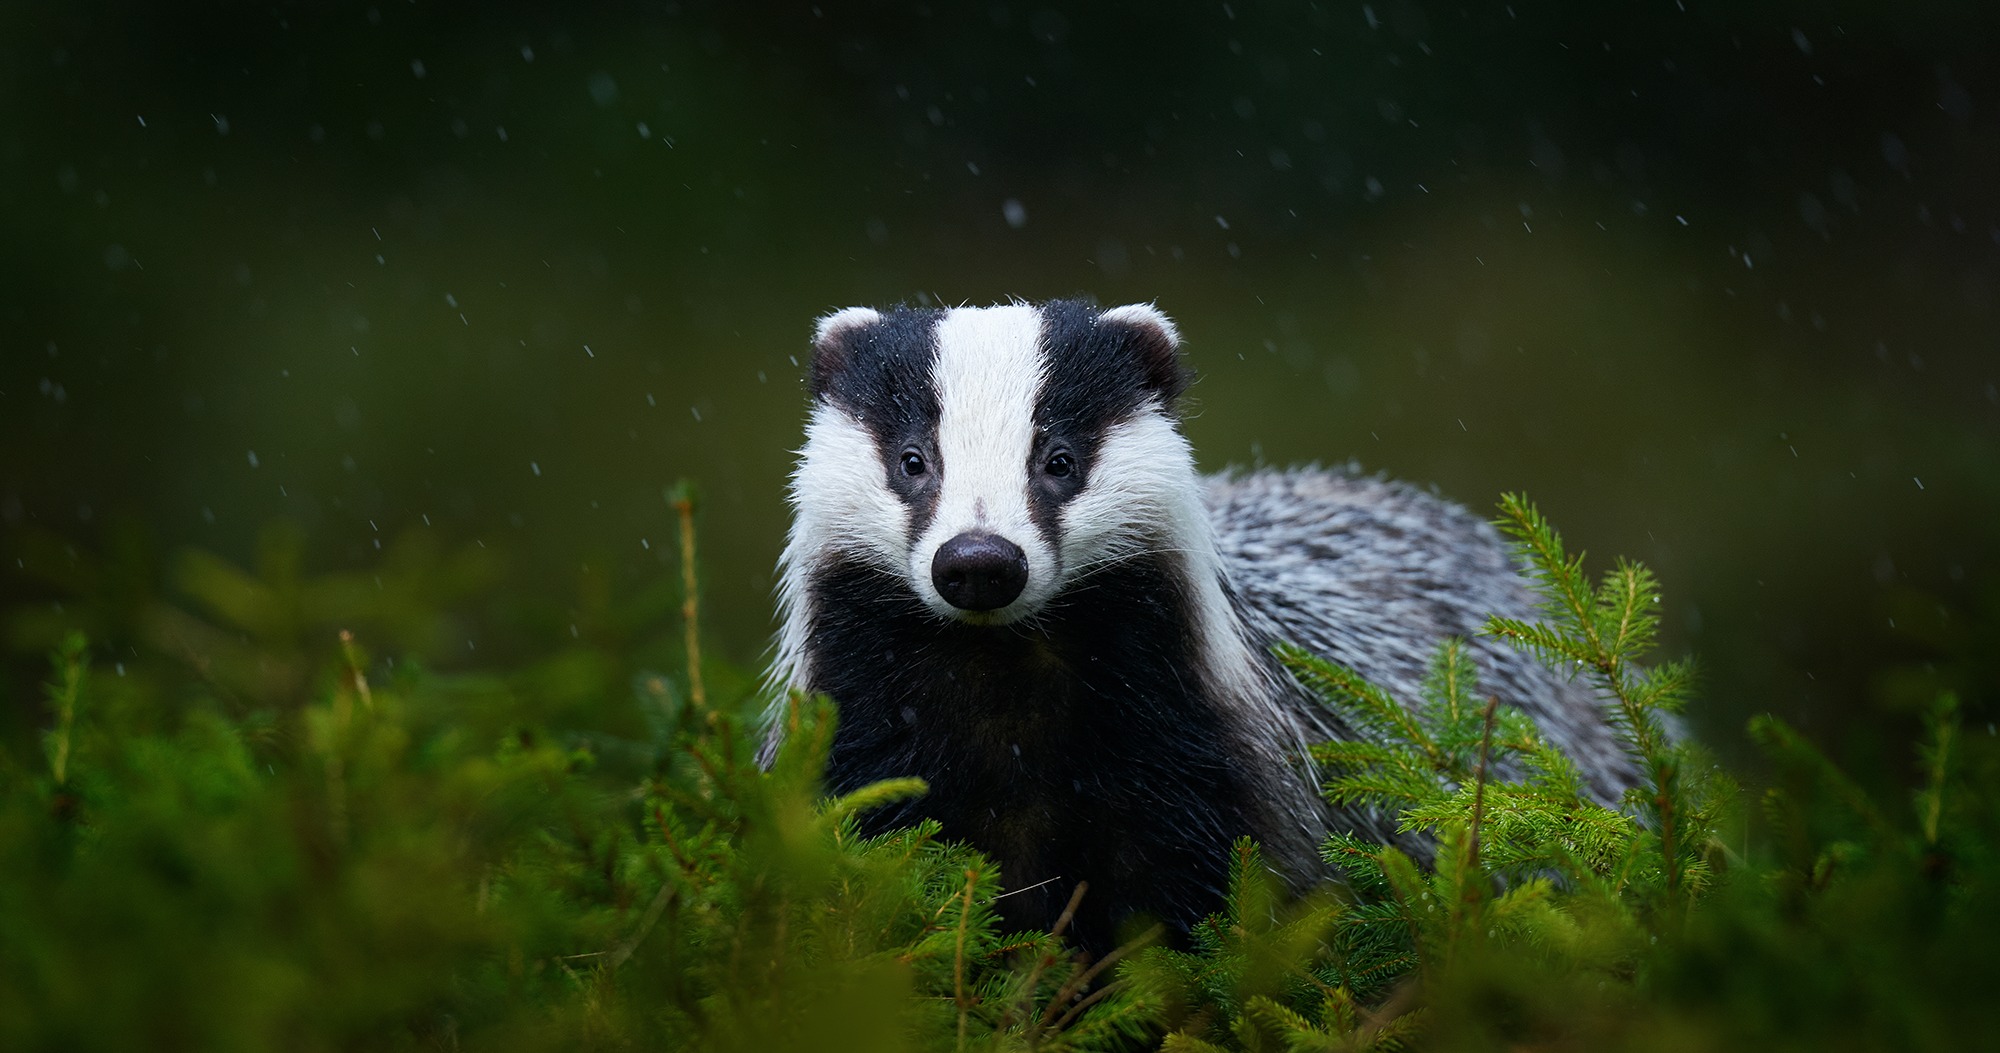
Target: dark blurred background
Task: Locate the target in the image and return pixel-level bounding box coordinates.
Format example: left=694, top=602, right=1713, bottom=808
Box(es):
left=2, top=0, right=1994, bottom=778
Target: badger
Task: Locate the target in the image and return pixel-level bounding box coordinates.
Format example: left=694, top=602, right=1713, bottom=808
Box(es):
left=763, top=299, right=1638, bottom=954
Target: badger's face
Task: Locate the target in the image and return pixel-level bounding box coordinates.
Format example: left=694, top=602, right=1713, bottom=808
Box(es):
left=789, top=300, right=1193, bottom=626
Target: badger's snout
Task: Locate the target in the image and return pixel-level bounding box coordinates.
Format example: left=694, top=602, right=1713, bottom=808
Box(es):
left=931, top=532, right=1029, bottom=612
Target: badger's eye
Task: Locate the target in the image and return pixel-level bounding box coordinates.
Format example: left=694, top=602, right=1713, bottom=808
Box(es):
left=1044, top=452, right=1075, bottom=478
left=900, top=449, right=928, bottom=477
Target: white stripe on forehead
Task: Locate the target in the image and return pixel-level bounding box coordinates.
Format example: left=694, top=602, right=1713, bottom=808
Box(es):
left=911, top=303, right=1058, bottom=618
left=930, top=304, right=1046, bottom=518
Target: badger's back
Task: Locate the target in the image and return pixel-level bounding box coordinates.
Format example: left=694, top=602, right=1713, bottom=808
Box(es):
left=1207, top=467, right=1637, bottom=805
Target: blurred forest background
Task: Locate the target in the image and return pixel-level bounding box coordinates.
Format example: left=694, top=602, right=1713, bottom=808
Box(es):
left=2, top=0, right=1995, bottom=781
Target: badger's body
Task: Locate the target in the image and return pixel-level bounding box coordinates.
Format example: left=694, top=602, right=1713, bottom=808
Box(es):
left=767, top=300, right=1637, bottom=953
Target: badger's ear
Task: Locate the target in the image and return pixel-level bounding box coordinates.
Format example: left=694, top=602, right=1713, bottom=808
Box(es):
left=1097, top=303, right=1188, bottom=403
left=807, top=306, right=882, bottom=399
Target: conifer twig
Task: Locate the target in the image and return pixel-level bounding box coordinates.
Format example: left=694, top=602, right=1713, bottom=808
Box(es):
left=44, top=633, right=87, bottom=790
left=1447, top=698, right=1501, bottom=958
left=670, top=484, right=708, bottom=719
left=1467, top=698, right=1500, bottom=880
left=1657, top=757, right=1679, bottom=904
left=1356, top=978, right=1423, bottom=1047
left=955, top=867, right=978, bottom=1050
left=1048, top=880, right=1089, bottom=940
left=998, top=882, right=1090, bottom=1033
left=1040, top=925, right=1161, bottom=1030
left=322, top=630, right=364, bottom=848
left=1049, top=974, right=1126, bottom=1033
left=608, top=881, right=678, bottom=969
left=338, top=629, right=373, bottom=711
left=1919, top=693, right=1959, bottom=846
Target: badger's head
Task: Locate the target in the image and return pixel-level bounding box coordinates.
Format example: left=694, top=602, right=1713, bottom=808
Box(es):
left=780, top=300, right=1197, bottom=632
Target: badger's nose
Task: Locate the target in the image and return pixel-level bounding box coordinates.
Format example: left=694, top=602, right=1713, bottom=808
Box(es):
left=931, top=532, right=1029, bottom=612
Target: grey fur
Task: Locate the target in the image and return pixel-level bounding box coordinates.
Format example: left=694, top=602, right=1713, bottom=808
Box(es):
left=1207, top=467, right=1640, bottom=839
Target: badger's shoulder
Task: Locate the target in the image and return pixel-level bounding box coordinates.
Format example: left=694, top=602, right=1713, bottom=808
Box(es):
left=1204, top=466, right=1637, bottom=803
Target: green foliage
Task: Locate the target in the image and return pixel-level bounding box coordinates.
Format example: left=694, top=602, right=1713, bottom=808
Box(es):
left=1152, top=494, right=1997, bottom=1051
left=3, top=493, right=1996, bottom=1050
left=1139, top=840, right=1421, bottom=1052
left=0, top=501, right=1159, bottom=1053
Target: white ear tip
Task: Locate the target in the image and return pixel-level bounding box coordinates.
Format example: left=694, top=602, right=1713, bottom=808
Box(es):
left=814, top=306, right=883, bottom=345
left=1098, top=303, right=1180, bottom=346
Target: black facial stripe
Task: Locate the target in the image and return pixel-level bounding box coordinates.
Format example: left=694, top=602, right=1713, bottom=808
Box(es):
left=1025, top=300, right=1166, bottom=551
left=812, top=305, right=947, bottom=545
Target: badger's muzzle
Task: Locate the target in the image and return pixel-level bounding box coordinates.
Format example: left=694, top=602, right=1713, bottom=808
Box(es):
left=931, top=532, right=1029, bottom=612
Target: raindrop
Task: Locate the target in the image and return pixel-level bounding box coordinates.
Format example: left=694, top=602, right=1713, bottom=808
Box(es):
left=247, top=450, right=259, bottom=468
left=531, top=461, right=542, bottom=477
left=587, top=72, right=620, bottom=107
left=411, top=59, right=426, bottom=78
left=1096, top=238, right=1131, bottom=278
left=1881, top=132, right=1910, bottom=175
left=1001, top=198, right=1027, bottom=228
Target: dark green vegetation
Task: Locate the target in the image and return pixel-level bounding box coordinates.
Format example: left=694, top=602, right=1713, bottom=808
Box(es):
left=4, top=495, right=1993, bottom=1051
left=3, top=3, right=1995, bottom=1046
